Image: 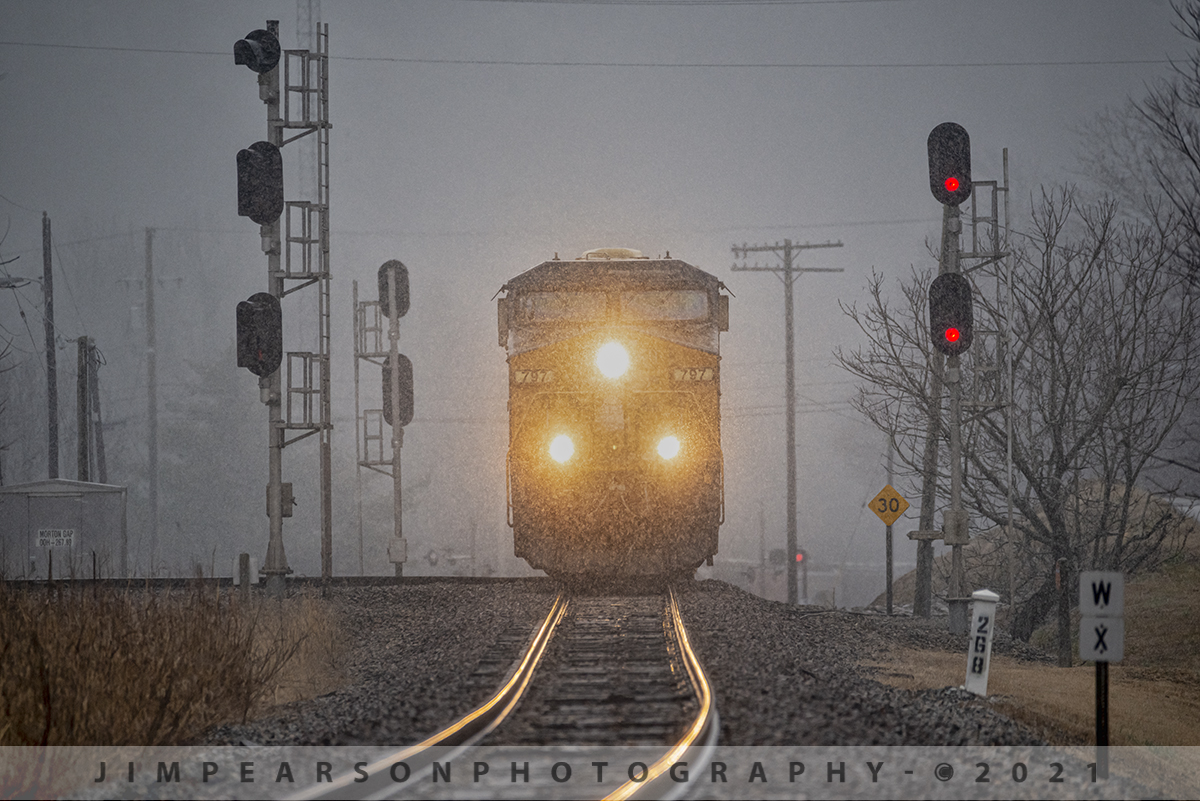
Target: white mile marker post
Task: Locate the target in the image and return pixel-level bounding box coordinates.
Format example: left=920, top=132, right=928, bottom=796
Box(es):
left=964, top=589, right=1000, bottom=696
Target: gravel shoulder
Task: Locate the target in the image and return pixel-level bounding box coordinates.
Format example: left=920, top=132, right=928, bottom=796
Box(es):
left=672, top=579, right=1049, bottom=746
left=203, top=577, right=1053, bottom=749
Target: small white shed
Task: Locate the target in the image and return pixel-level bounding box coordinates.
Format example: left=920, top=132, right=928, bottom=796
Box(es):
left=0, top=479, right=128, bottom=580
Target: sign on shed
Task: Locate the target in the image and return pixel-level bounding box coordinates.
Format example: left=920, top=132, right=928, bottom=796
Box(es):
left=0, top=479, right=128, bottom=580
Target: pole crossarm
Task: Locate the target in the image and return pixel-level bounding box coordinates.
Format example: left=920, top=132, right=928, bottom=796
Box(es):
left=732, top=266, right=844, bottom=272
left=733, top=240, right=843, bottom=256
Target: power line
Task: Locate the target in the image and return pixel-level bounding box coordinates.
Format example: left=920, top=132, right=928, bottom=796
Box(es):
left=52, top=240, right=91, bottom=344
left=0, top=41, right=1172, bottom=69
left=457, top=0, right=911, bottom=5
left=7, top=290, right=46, bottom=378
left=0, top=192, right=41, bottom=216
left=0, top=218, right=927, bottom=258
left=336, top=56, right=1175, bottom=69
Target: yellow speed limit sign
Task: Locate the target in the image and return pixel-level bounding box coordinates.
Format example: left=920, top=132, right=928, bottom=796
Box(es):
left=870, top=485, right=910, bottom=526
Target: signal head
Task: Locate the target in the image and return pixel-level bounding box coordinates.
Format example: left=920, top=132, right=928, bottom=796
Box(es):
left=235, top=292, right=282, bottom=377
left=927, top=122, right=972, bottom=206
left=234, top=29, right=281, bottom=74
left=236, top=141, right=284, bottom=225
left=381, top=354, right=415, bottom=428
left=378, top=260, right=410, bottom=319
left=928, top=272, right=973, bottom=356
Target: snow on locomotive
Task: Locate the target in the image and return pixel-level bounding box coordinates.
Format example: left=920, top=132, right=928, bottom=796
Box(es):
left=497, top=248, right=729, bottom=576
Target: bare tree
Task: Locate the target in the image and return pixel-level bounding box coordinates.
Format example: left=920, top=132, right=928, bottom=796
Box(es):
left=1135, top=1, right=1200, bottom=259
left=1077, top=1, right=1200, bottom=490
left=837, top=188, right=1198, bottom=650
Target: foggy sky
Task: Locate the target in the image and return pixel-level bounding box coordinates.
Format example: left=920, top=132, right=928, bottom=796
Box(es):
left=0, top=0, right=1184, bottom=601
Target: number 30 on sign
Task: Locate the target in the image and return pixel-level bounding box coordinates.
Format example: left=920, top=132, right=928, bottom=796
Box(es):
left=870, top=485, right=909, bottom=526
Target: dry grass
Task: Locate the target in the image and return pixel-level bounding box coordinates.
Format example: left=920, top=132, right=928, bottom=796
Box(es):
left=865, top=647, right=1200, bottom=746
left=0, top=583, right=345, bottom=747
left=864, top=554, right=1200, bottom=747
left=243, top=592, right=346, bottom=713
left=864, top=646, right=1200, bottom=798
left=862, top=543, right=1200, bottom=796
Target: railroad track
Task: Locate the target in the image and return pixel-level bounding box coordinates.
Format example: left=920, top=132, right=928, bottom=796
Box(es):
left=297, top=584, right=717, bottom=800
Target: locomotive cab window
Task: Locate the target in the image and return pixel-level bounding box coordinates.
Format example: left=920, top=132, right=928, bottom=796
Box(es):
left=517, top=291, right=607, bottom=323
left=621, top=290, right=709, bottom=321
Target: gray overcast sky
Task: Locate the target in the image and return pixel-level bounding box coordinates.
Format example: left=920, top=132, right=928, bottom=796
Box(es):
left=0, top=1, right=1186, bottom=594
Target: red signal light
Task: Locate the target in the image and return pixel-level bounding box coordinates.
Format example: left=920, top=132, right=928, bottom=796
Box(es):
left=795, top=553, right=804, bottom=562
left=944, top=176, right=960, bottom=193
left=944, top=327, right=961, bottom=343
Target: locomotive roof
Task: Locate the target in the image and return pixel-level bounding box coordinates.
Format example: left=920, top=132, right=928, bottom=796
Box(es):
left=501, top=254, right=721, bottom=294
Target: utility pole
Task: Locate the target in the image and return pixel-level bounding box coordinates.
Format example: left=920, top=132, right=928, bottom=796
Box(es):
left=77, top=337, right=89, bottom=481
left=145, top=228, right=158, bottom=568
left=732, top=238, right=844, bottom=605
left=886, top=436, right=894, bottom=615
left=87, top=338, right=107, bottom=483
left=42, top=212, right=58, bottom=480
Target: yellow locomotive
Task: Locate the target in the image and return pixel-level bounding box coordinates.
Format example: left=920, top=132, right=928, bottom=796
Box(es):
left=497, top=248, right=729, bottom=576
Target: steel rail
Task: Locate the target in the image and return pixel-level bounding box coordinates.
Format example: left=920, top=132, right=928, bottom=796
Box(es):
left=290, top=591, right=568, bottom=801
left=603, top=585, right=720, bottom=801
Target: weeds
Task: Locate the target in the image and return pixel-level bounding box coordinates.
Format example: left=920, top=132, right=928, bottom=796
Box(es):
left=0, top=583, right=344, bottom=746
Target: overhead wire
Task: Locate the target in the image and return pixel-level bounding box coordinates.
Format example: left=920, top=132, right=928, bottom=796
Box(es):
left=0, top=192, right=42, bottom=216
left=51, top=240, right=91, bottom=345
left=6, top=287, right=47, bottom=376
left=457, top=0, right=912, bottom=5
left=0, top=40, right=1173, bottom=70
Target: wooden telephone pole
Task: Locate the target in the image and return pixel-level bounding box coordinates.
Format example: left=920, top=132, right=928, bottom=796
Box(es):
left=732, top=238, right=843, bottom=605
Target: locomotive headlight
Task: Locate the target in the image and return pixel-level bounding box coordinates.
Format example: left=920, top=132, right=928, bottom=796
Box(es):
left=549, top=434, right=575, bottom=463
left=595, top=341, right=630, bottom=379
left=657, top=435, right=681, bottom=460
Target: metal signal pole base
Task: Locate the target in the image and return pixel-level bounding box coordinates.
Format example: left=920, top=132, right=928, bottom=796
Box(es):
left=261, top=367, right=291, bottom=597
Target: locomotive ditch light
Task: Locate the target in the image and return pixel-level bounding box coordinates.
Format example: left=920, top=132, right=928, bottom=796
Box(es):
left=549, top=434, right=575, bottom=463
left=596, top=341, right=630, bottom=379
left=657, top=435, right=681, bottom=460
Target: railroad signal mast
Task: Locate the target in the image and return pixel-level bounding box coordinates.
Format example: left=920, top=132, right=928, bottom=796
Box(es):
left=911, top=123, right=1016, bottom=627
left=915, top=122, right=974, bottom=632
left=381, top=261, right=414, bottom=577
left=234, top=20, right=334, bottom=592
left=351, top=262, right=414, bottom=577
